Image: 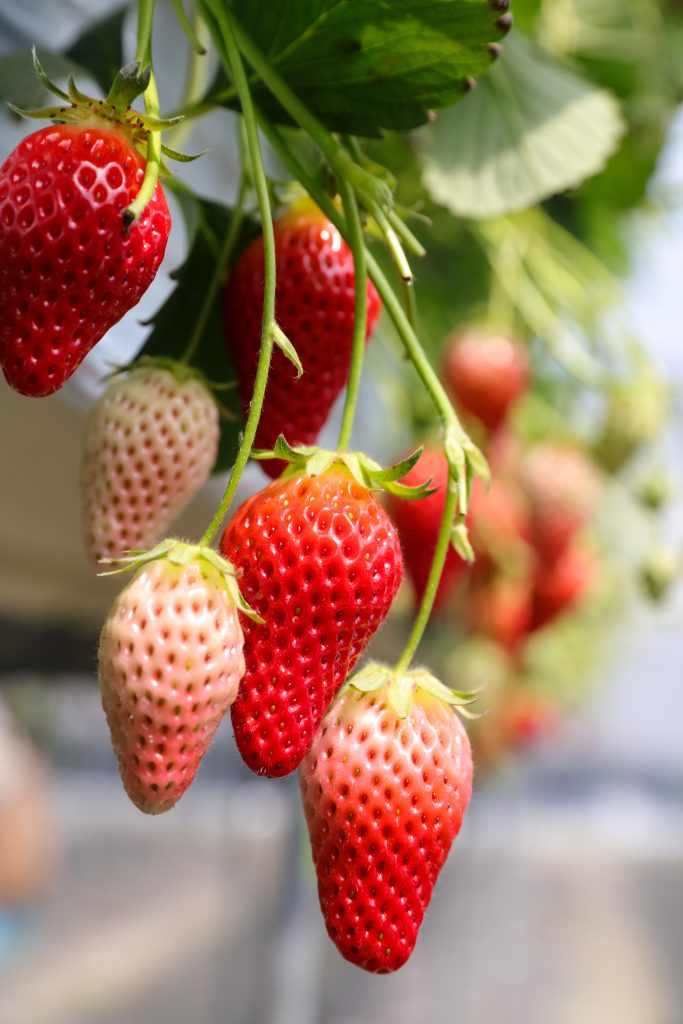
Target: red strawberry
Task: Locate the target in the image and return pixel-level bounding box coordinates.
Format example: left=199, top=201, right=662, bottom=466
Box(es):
left=98, top=542, right=247, bottom=814
left=443, top=329, right=530, bottom=433
left=531, top=545, right=597, bottom=629
left=223, top=201, right=381, bottom=477
left=81, top=363, right=219, bottom=564
left=502, top=690, right=559, bottom=747
left=519, top=444, right=600, bottom=564
left=300, top=666, right=473, bottom=973
left=387, top=446, right=466, bottom=612
left=469, top=572, right=532, bottom=654
left=220, top=464, right=402, bottom=777
left=0, top=123, right=170, bottom=397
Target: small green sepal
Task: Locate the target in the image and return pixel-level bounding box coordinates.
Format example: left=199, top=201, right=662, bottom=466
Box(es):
left=251, top=437, right=435, bottom=499
left=98, top=538, right=263, bottom=623
left=346, top=662, right=479, bottom=720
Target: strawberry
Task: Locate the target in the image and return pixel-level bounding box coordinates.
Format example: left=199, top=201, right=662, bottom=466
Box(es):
left=387, top=446, right=465, bottom=612
left=531, top=544, right=597, bottom=629
left=468, top=571, right=532, bottom=654
left=220, top=456, right=403, bottom=777
left=98, top=541, right=250, bottom=814
left=0, top=122, right=170, bottom=397
left=300, top=664, right=473, bottom=973
left=468, top=475, right=531, bottom=569
left=81, top=363, right=219, bottom=564
left=223, top=201, right=381, bottom=477
left=519, top=444, right=600, bottom=564
left=443, top=329, right=530, bottom=433
left=502, top=690, right=559, bottom=747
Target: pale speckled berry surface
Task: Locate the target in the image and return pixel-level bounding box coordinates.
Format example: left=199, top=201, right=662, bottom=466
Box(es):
left=81, top=367, right=219, bottom=564
left=98, top=557, right=245, bottom=814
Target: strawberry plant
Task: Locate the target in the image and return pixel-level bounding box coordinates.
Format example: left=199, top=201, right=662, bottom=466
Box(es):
left=1, top=0, right=681, bottom=975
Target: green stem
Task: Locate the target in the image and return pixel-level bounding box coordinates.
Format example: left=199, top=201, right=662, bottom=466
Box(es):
left=199, top=3, right=278, bottom=547
left=134, top=0, right=155, bottom=64
left=256, top=111, right=481, bottom=511
left=225, top=12, right=390, bottom=213
left=124, top=0, right=162, bottom=226
left=395, top=481, right=458, bottom=671
left=336, top=178, right=367, bottom=452
left=180, top=164, right=248, bottom=366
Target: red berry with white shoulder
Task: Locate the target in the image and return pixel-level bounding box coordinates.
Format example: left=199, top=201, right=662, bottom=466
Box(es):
left=300, top=665, right=473, bottom=973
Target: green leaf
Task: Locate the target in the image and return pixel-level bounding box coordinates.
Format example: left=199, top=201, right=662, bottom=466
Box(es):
left=65, top=6, right=128, bottom=95
left=217, top=0, right=511, bottom=136
left=138, top=196, right=257, bottom=473
left=422, top=31, right=626, bottom=218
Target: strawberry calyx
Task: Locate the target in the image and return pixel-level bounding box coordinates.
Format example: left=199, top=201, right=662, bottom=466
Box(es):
left=348, top=662, right=479, bottom=720
left=98, top=538, right=263, bottom=623
left=251, top=435, right=435, bottom=500
left=102, top=355, right=217, bottom=392
left=12, top=50, right=185, bottom=160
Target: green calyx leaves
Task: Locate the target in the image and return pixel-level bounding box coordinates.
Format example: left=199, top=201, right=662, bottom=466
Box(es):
left=12, top=50, right=185, bottom=158
left=348, top=662, right=478, bottom=720
left=251, top=436, right=435, bottom=500
left=98, top=539, right=263, bottom=624
left=103, top=355, right=216, bottom=393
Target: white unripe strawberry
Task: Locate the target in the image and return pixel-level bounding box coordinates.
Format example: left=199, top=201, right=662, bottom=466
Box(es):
left=98, top=541, right=252, bottom=814
left=81, top=363, right=219, bottom=564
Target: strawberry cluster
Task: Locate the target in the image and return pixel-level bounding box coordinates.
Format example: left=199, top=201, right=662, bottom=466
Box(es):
left=388, top=329, right=604, bottom=766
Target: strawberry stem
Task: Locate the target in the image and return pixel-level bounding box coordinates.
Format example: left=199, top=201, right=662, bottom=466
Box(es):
left=199, top=3, right=279, bottom=546
left=255, top=110, right=487, bottom=514
left=123, top=0, right=163, bottom=228
left=336, top=178, right=368, bottom=453
left=395, top=478, right=459, bottom=672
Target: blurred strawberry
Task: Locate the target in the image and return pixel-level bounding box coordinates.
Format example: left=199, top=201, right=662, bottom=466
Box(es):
left=502, top=690, right=559, bottom=747
left=387, top=446, right=466, bottom=612
left=531, top=545, right=598, bottom=629
left=468, top=476, right=531, bottom=570
left=519, top=444, right=600, bottom=564
left=469, top=572, right=532, bottom=654
left=443, top=329, right=530, bottom=433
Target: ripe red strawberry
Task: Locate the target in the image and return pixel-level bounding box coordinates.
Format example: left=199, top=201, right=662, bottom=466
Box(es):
left=519, top=444, right=600, bottom=564
left=98, top=542, right=247, bottom=814
left=300, top=666, right=473, bottom=973
left=220, top=464, right=402, bottom=777
left=531, top=544, right=597, bottom=629
left=387, top=446, right=466, bottom=612
left=223, top=201, right=381, bottom=477
left=469, top=572, right=532, bottom=653
left=81, top=363, right=219, bottom=564
left=443, top=329, right=530, bottom=433
left=0, top=123, right=170, bottom=397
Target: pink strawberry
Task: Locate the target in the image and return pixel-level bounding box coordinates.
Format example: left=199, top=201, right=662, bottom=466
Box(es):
left=519, top=444, right=600, bottom=564
left=98, top=542, right=247, bottom=814
left=531, top=544, right=597, bottom=629
left=220, top=462, right=403, bottom=777
left=469, top=571, right=532, bottom=654
left=81, top=363, right=219, bottom=564
left=443, top=329, right=530, bottom=433
left=0, top=123, right=170, bottom=397
left=223, top=201, right=381, bottom=477
left=300, top=665, right=473, bottom=973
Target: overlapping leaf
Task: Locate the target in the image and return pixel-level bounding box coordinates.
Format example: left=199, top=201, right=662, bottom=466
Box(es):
left=422, top=32, right=625, bottom=218
left=214, top=0, right=511, bottom=136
